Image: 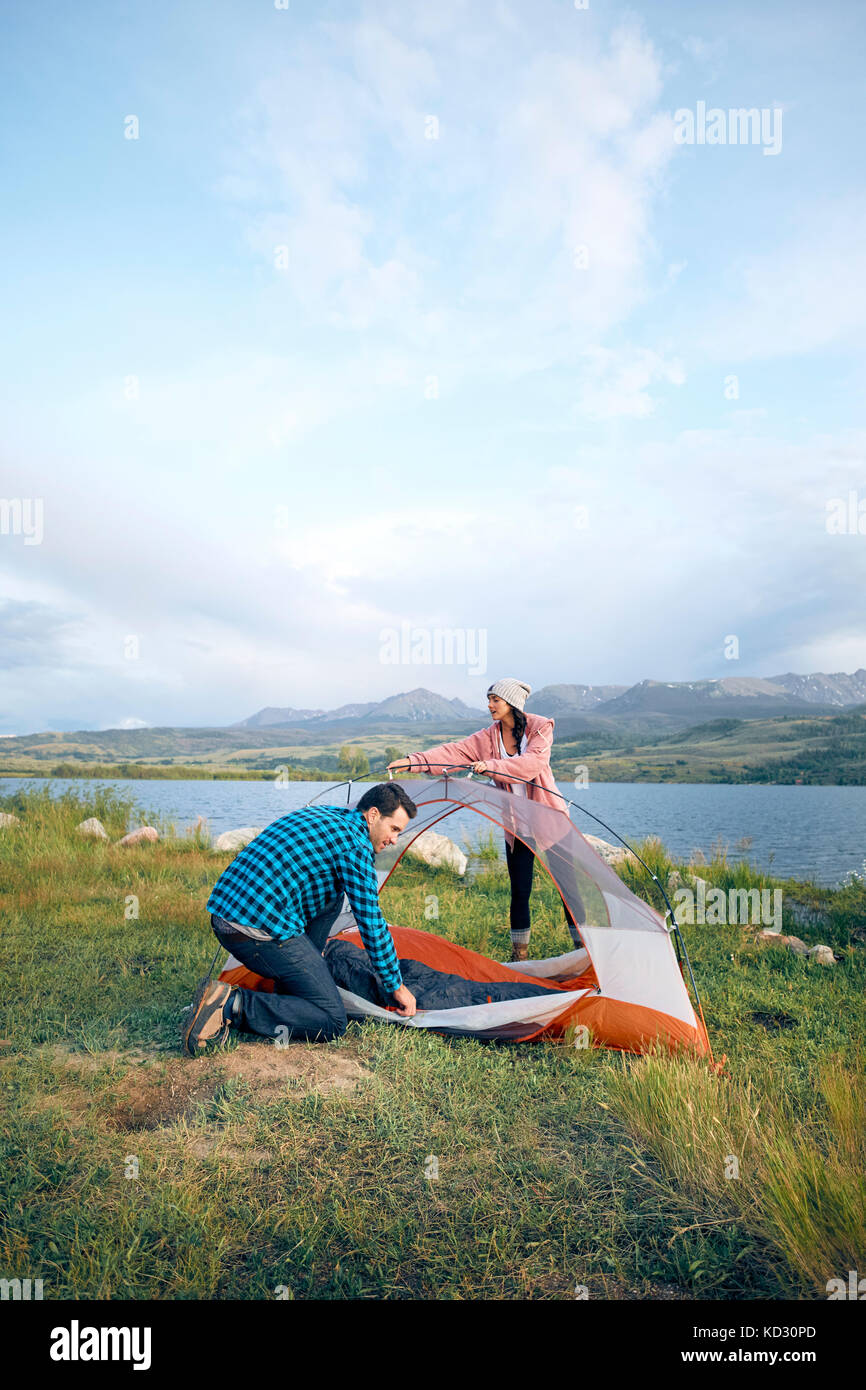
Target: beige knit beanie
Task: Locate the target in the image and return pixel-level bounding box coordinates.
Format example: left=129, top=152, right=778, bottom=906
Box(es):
left=486, top=678, right=532, bottom=712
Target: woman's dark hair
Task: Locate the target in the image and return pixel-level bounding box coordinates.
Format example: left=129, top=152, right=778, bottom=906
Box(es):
left=509, top=705, right=527, bottom=748
left=488, top=692, right=527, bottom=747
left=356, top=782, right=417, bottom=819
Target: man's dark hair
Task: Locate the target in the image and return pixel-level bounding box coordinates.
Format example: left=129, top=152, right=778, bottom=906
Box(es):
left=356, top=782, right=417, bottom=819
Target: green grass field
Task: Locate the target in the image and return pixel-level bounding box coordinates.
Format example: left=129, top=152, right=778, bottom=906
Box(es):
left=551, top=710, right=866, bottom=783
left=1, top=785, right=863, bottom=1300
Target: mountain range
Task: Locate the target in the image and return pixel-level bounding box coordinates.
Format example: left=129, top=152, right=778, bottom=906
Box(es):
left=3, top=670, right=865, bottom=783
left=232, top=690, right=484, bottom=728
left=234, top=671, right=866, bottom=728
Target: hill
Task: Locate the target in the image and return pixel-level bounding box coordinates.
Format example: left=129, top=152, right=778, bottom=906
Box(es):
left=551, top=708, right=866, bottom=784
left=234, top=688, right=485, bottom=728
left=595, top=677, right=831, bottom=722
left=768, top=669, right=866, bottom=706
left=3, top=673, right=866, bottom=784
left=527, top=683, right=628, bottom=714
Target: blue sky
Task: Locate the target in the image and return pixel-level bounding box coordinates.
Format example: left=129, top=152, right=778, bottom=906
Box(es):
left=1, top=0, right=865, bottom=732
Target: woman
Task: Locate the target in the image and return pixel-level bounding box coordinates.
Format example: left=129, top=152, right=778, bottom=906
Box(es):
left=387, top=677, right=582, bottom=962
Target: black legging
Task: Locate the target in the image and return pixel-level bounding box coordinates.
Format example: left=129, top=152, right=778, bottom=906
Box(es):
left=505, top=837, right=583, bottom=949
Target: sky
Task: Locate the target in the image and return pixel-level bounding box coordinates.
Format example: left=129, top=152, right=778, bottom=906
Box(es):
left=1, top=0, right=865, bottom=733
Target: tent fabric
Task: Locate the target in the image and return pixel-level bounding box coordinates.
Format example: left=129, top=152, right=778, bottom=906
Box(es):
left=217, top=776, right=710, bottom=1054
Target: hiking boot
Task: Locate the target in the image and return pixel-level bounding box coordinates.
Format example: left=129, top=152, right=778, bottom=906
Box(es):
left=181, top=980, right=234, bottom=1057
left=510, top=943, right=529, bottom=963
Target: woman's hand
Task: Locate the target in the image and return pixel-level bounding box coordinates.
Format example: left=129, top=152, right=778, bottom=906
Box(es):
left=387, top=758, right=411, bottom=772
left=472, top=760, right=489, bottom=774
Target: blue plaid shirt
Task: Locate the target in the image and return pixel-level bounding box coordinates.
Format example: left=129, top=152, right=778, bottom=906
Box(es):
left=207, top=804, right=403, bottom=993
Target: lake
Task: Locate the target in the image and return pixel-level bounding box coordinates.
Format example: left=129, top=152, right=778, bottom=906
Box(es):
left=2, top=776, right=864, bottom=887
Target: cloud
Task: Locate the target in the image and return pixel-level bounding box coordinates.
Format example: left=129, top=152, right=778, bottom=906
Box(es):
left=4, top=3, right=864, bottom=729
left=698, top=196, right=866, bottom=361
left=3, top=422, right=865, bottom=727
left=222, top=21, right=438, bottom=337
left=574, top=345, right=686, bottom=419
left=0, top=598, right=84, bottom=670
left=681, top=34, right=728, bottom=81
left=218, top=14, right=674, bottom=375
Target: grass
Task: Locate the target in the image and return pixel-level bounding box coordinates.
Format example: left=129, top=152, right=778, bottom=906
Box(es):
left=0, top=787, right=863, bottom=1300
left=607, top=1048, right=865, bottom=1294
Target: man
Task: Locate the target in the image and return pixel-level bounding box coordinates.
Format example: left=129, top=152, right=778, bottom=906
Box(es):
left=182, top=782, right=418, bottom=1056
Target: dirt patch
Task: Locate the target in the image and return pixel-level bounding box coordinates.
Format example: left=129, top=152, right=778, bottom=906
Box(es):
left=111, top=1045, right=370, bottom=1131
left=219, top=1042, right=369, bottom=1094
left=39, top=1041, right=371, bottom=1133
left=109, top=1066, right=222, bottom=1131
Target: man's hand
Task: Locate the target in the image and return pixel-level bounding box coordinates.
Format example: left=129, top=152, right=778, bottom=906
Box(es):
left=392, top=984, right=417, bottom=1017
left=387, top=758, right=411, bottom=772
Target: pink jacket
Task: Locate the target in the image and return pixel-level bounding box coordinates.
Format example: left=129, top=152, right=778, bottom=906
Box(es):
left=405, top=713, right=565, bottom=815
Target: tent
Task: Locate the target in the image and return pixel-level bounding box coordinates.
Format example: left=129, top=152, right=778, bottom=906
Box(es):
left=218, top=773, right=711, bottom=1056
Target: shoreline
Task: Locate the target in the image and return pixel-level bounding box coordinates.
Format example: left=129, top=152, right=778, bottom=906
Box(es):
left=2, top=767, right=866, bottom=787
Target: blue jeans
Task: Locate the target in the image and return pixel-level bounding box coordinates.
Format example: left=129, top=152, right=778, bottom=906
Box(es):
left=211, top=896, right=348, bottom=1042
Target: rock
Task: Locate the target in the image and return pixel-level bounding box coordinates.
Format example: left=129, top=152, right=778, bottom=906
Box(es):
left=118, top=826, right=159, bottom=847
left=689, top=873, right=709, bottom=889
left=759, top=930, right=810, bottom=956
left=784, top=935, right=809, bottom=956
left=76, top=817, right=109, bottom=841
left=212, top=826, right=264, bottom=853
left=808, top=944, right=836, bottom=966
left=583, top=833, right=636, bottom=867
left=785, top=936, right=811, bottom=956
left=404, top=830, right=467, bottom=875
left=667, top=869, right=686, bottom=894
left=0, top=812, right=20, bottom=829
